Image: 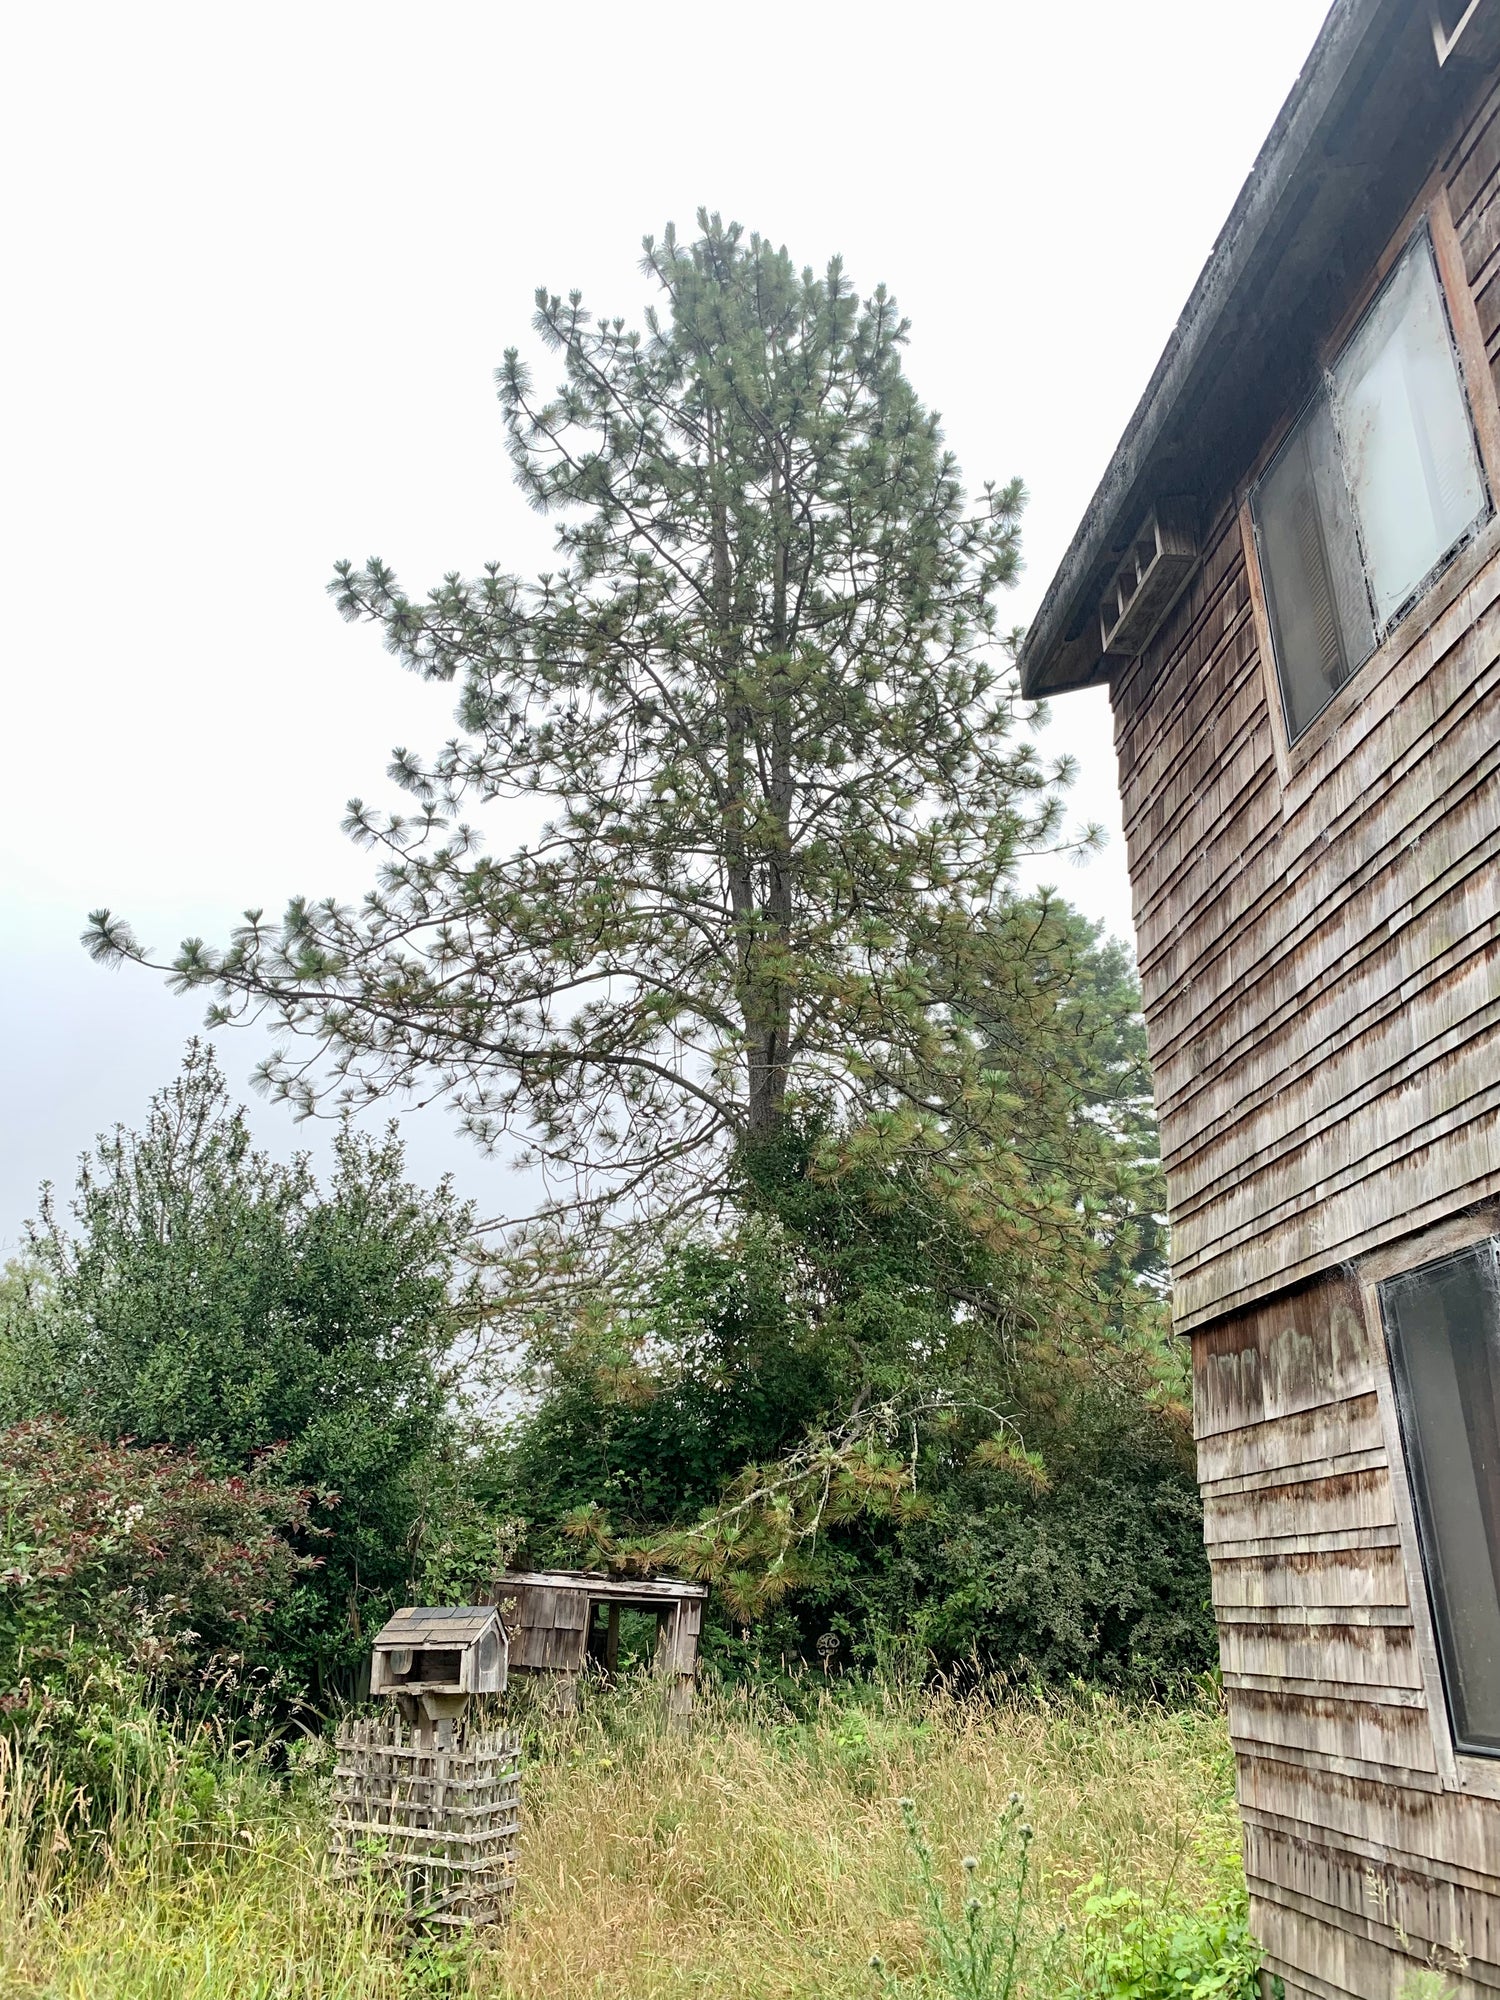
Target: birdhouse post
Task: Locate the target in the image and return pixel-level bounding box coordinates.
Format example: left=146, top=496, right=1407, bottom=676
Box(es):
left=329, top=1604, right=519, bottom=1931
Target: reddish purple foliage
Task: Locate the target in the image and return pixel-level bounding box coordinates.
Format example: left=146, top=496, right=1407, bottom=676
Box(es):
left=0, top=1417, right=326, bottom=1686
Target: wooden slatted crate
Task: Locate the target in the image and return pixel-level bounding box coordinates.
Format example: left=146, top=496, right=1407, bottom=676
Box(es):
left=329, top=1717, right=521, bottom=1930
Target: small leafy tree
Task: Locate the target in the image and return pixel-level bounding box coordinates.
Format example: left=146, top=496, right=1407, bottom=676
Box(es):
left=11, top=1044, right=480, bottom=1693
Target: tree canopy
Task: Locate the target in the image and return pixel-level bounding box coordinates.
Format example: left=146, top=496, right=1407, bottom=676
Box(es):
left=89, top=213, right=1098, bottom=1288
left=68, top=219, right=1201, bottom=1685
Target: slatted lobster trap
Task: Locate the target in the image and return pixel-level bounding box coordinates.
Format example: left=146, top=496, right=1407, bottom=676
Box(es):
left=329, top=1715, right=521, bottom=1930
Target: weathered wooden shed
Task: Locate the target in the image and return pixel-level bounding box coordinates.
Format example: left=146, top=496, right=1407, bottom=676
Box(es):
left=487, top=1571, right=706, bottom=1723
left=1019, top=6, right=1500, bottom=1994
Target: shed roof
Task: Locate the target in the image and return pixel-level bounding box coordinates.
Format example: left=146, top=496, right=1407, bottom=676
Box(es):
left=372, top=1605, right=504, bottom=1648
left=1017, top=0, right=1500, bottom=699
left=492, top=1570, right=708, bottom=1604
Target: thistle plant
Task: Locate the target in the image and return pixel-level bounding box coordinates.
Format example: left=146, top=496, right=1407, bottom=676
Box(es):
left=873, top=1792, right=1035, bottom=2000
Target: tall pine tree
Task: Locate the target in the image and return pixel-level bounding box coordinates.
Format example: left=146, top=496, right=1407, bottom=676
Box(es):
left=91, top=215, right=1104, bottom=1290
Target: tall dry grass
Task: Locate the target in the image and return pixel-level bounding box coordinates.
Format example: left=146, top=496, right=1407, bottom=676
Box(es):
left=0, top=1679, right=1242, bottom=2000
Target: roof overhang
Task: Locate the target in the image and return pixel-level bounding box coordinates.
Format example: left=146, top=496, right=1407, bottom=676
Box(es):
left=1018, top=0, right=1500, bottom=699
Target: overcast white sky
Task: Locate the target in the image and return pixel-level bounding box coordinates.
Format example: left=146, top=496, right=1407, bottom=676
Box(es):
left=0, top=0, right=1334, bottom=1248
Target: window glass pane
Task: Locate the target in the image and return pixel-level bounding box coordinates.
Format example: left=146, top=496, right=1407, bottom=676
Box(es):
left=1384, top=1242, right=1500, bottom=1754
left=1253, top=392, right=1375, bottom=741
left=1333, top=234, right=1488, bottom=627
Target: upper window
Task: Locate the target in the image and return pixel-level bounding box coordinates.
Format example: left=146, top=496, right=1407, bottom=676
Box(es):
left=1383, top=1239, right=1500, bottom=1757
left=1251, top=228, right=1490, bottom=743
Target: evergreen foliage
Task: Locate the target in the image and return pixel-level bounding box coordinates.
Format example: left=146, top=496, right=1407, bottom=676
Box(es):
left=71, top=217, right=1208, bottom=1689
left=496, top=931, right=1209, bottom=1687
left=498, top=1210, right=1209, bottom=1686
left=87, top=213, right=1097, bottom=1292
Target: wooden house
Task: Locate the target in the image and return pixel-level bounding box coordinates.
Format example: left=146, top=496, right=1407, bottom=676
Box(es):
left=488, top=1571, right=707, bottom=1724
left=1018, top=6, right=1500, bottom=1994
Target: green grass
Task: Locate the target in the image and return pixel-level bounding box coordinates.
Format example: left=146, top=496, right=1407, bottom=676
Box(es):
left=1, top=1679, right=1249, bottom=2000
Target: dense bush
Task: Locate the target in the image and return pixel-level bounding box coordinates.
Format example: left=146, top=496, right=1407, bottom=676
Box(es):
left=0, top=1416, right=318, bottom=1694
left=500, top=1120, right=1214, bottom=1689
left=6, top=1044, right=479, bottom=1696
left=787, top=1411, right=1208, bottom=1689
left=0, top=1415, right=319, bottom=1807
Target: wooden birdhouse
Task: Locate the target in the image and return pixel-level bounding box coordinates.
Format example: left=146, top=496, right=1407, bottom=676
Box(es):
left=370, top=1605, right=507, bottom=1746
left=1018, top=7, right=1500, bottom=1994
left=336, top=1604, right=518, bottom=1928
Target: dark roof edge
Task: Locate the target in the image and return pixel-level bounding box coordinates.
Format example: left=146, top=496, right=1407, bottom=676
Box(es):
left=1016, top=0, right=1386, bottom=699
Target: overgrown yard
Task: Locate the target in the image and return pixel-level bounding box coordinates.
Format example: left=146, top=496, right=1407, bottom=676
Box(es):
left=0, top=1682, right=1252, bottom=2000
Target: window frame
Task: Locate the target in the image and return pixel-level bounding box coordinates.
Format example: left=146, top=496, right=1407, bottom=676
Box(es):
left=1380, top=1237, right=1500, bottom=1760
left=1360, top=1210, right=1500, bottom=1795
left=1240, top=181, right=1500, bottom=798
left=1251, top=218, right=1491, bottom=748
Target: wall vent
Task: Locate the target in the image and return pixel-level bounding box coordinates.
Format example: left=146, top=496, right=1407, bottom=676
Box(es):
left=1097, top=500, right=1198, bottom=660
left=1432, top=0, right=1486, bottom=65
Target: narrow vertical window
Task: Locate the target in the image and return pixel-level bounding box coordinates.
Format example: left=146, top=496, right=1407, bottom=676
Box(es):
left=1251, top=226, right=1490, bottom=744
left=1254, top=396, right=1374, bottom=741
left=1383, top=1240, right=1500, bottom=1756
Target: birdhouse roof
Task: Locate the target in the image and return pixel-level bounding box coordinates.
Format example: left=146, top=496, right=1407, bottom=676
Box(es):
left=372, top=1605, right=504, bottom=1649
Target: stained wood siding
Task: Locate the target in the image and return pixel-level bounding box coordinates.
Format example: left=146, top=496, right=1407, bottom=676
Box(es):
left=1193, top=1271, right=1500, bottom=2000
left=1457, top=84, right=1500, bottom=409
left=1113, top=77, right=1500, bottom=1335
left=501, top=1587, right=590, bottom=1672
left=1119, top=75, right=1500, bottom=2000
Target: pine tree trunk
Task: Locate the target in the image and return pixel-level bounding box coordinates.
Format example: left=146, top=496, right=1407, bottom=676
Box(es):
left=706, top=410, right=775, bottom=1143
left=749, top=435, right=794, bottom=1143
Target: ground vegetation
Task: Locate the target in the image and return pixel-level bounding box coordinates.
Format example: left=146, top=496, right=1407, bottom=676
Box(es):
left=1, top=1679, right=1259, bottom=2000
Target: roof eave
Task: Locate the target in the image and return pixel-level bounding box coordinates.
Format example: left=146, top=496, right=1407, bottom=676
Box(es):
left=1017, top=0, right=1494, bottom=700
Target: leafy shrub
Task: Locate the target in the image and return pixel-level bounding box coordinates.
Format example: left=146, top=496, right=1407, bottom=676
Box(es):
left=10, top=1043, right=481, bottom=1697
left=0, top=1415, right=317, bottom=1722
left=885, top=1382, right=1214, bottom=1688
left=1066, top=1838, right=1268, bottom=2000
